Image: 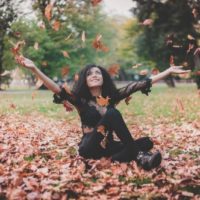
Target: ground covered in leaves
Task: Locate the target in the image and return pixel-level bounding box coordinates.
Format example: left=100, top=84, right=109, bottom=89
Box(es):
left=0, top=113, right=199, bottom=200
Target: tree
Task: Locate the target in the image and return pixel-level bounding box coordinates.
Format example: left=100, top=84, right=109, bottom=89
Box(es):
left=130, top=0, right=200, bottom=87
left=0, top=0, right=17, bottom=89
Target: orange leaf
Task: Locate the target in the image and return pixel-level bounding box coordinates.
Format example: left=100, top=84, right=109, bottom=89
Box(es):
left=107, top=64, right=120, bottom=76
left=45, top=4, right=53, bottom=21
left=97, top=125, right=106, bottom=136
left=61, top=66, right=70, bottom=77
left=52, top=20, right=60, bottom=31
left=63, top=100, right=73, bottom=112
left=61, top=50, right=70, bottom=58
left=92, top=34, right=109, bottom=52
left=96, top=96, right=110, bottom=107
left=62, top=82, right=72, bottom=95
left=132, top=63, right=142, bottom=69
left=176, top=98, right=184, bottom=113
left=11, top=40, right=25, bottom=56
left=151, top=68, right=160, bottom=75
left=91, top=0, right=102, bottom=6
left=125, top=96, right=132, bottom=105
left=10, top=103, right=16, bottom=109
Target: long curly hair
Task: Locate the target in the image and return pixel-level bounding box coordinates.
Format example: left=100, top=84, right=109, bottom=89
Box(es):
left=72, top=64, right=119, bottom=103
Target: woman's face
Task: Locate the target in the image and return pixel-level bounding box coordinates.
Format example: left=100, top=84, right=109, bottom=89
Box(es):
left=86, top=67, right=103, bottom=88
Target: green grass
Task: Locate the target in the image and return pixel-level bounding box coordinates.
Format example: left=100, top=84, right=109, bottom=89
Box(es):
left=0, top=84, right=199, bottom=123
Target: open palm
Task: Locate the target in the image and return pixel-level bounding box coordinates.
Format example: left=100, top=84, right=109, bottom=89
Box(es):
left=169, top=66, right=191, bottom=74
left=15, top=56, right=36, bottom=70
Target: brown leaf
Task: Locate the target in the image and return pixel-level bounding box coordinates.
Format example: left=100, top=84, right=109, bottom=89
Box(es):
left=92, top=34, right=109, bottom=52
left=11, top=40, right=26, bottom=56
left=45, top=4, right=53, bottom=21
left=151, top=68, right=160, bottom=75
left=41, top=61, right=48, bottom=67
left=125, top=96, right=132, bottom=105
left=63, top=100, right=73, bottom=112
left=61, top=50, right=70, bottom=58
left=81, top=31, right=86, bottom=43
left=52, top=20, right=60, bottom=31
left=107, top=64, right=120, bottom=76
left=96, top=96, right=110, bottom=107
left=74, top=73, right=79, bottom=82
left=91, top=0, right=102, bottom=6
left=139, top=69, right=148, bottom=76
left=34, top=42, right=39, bottom=50
left=132, top=63, right=142, bottom=69
left=61, top=66, right=70, bottom=77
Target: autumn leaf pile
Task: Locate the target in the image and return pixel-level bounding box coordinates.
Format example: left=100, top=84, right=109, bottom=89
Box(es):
left=0, top=113, right=199, bottom=199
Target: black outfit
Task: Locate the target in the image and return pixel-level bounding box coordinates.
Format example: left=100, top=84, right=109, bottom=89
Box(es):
left=53, top=78, right=153, bottom=162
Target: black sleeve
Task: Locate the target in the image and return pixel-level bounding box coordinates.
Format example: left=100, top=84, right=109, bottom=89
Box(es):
left=116, top=78, right=152, bottom=101
left=53, top=87, right=77, bottom=106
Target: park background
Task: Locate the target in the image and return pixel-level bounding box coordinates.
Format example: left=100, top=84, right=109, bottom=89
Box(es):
left=0, top=0, right=200, bottom=199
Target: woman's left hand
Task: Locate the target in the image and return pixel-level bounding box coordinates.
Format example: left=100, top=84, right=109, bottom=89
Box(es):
left=168, top=66, right=191, bottom=74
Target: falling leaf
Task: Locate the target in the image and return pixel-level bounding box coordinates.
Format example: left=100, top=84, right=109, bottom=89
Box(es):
left=61, top=66, right=70, bottom=77
left=107, top=64, right=120, bottom=76
left=45, top=4, right=53, bottom=21
left=31, top=91, right=37, bottom=100
left=176, top=98, right=184, bottom=113
left=81, top=31, right=86, bottom=43
left=14, top=32, right=21, bottom=37
left=41, top=61, right=48, bottom=67
left=34, top=42, right=39, bottom=50
left=141, top=19, right=153, bottom=26
left=61, top=50, right=70, bottom=58
left=62, top=82, right=72, bottom=95
left=74, top=73, right=79, bottom=82
left=96, top=96, right=110, bottom=107
left=63, top=100, right=73, bottom=112
left=125, top=96, right=132, bottom=105
left=139, top=69, right=148, bottom=76
left=187, top=34, right=195, bottom=40
left=37, top=21, right=46, bottom=29
left=132, top=63, right=142, bottom=69
left=97, top=125, right=106, bottom=136
left=11, top=40, right=26, bottom=56
left=0, top=70, right=11, bottom=76
left=35, top=78, right=44, bottom=89
left=65, top=33, right=73, bottom=41
left=92, top=34, right=109, bottom=52
left=170, top=55, right=175, bottom=66
left=151, top=68, right=160, bottom=75
left=52, top=20, right=60, bottom=31
left=192, top=8, right=198, bottom=18
left=91, top=0, right=102, bottom=6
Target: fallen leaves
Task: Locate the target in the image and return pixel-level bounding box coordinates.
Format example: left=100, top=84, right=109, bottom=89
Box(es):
left=0, top=113, right=199, bottom=199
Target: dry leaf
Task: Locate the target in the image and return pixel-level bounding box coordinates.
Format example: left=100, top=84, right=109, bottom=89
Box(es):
left=34, top=42, right=39, bottom=50
left=92, top=34, right=109, bottom=52
left=96, top=96, right=110, bottom=107
left=91, top=0, right=102, bottom=6
left=62, top=82, right=72, bottom=95
left=11, top=40, right=26, bottom=56
left=187, top=34, right=195, bottom=40
left=52, top=20, right=60, bottom=31
left=139, top=69, right=148, bottom=76
left=65, top=33, right=73, bottom=41
left=107, top=64, right=120, bottom=76
left=45, top=4, right=53, bottom=21
left=141, top=19, right=153, bottom=26
left=61, top=66, right=70, bottom=77
left=81, top=31, right=86, bottom=43
left=63, top=100, right=73, bottom=112
left=151, top=68, right=160, bottom=75
left=61, top=51, right=70, bottom=58
left=41, top=61, right=48, bottom=67
left=125, top=96, right=132, bottom=105
left=74, top=73, right=79, bottom=82
left=132, top=63, right=142, bottom=69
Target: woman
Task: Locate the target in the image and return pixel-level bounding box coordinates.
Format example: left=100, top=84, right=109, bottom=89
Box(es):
left=15, top=56, right=190, bottom=170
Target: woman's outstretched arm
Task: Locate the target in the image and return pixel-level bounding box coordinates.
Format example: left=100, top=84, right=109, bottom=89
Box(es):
left=150, top=66, right=190, bottom=84
left=15, top=55, right=61, bottom=94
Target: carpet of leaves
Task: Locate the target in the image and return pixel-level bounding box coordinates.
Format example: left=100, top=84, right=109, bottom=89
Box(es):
left=0, top=113, right=199, bottom=200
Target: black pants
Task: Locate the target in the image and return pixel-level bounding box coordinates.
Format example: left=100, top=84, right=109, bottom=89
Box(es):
left=78, top=108, right=153, bottom=162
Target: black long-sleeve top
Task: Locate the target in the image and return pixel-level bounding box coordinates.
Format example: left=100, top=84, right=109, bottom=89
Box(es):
left=53, top=78, right=152, bottom=135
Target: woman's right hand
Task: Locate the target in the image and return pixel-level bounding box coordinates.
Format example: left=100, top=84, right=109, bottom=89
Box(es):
left=15, top=55, right=36, bottom=70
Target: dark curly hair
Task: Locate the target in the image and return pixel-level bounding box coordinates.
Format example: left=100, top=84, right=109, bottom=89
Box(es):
left=72, top=64, right=119, bottom=103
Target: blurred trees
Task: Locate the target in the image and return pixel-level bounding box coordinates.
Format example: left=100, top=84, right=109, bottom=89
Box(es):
left=128, top=0, right=200, bottom=86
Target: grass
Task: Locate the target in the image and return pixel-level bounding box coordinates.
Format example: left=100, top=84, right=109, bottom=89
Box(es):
left=0, top=83, right=199, bottom=123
